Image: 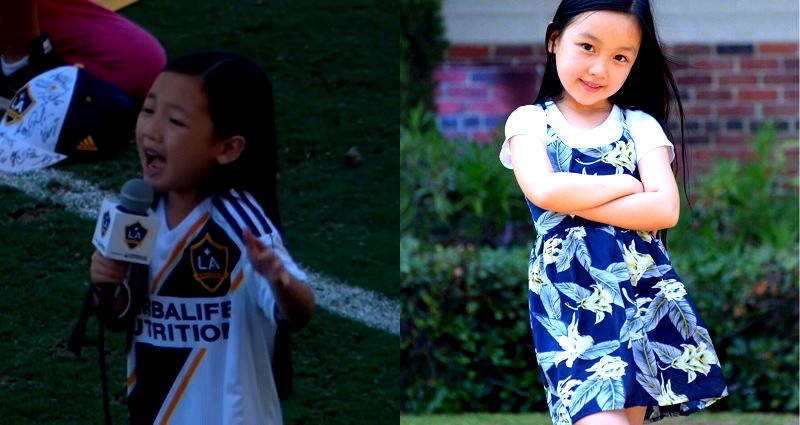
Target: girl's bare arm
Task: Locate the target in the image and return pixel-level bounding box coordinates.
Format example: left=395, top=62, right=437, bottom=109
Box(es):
left=570, top=147, right=679, bottom=231
left=509, top=134, right=644, bottom=213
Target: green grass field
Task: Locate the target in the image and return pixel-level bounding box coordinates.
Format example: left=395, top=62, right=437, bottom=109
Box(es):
left=399, top=412, right=800, bottom=425
left=0, top=0, right=398, bottom=423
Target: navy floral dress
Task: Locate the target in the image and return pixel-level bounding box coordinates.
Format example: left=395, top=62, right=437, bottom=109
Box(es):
left=525, top=109, right=728, bottom=424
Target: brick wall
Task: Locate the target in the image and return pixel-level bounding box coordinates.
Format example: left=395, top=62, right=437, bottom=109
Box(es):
left=434, top=42, right=799, bottom=174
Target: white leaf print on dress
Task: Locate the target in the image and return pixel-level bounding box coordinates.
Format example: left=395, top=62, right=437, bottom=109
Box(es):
left=623, top=240, right=655, bottom=286
left=568, top=355, right=629, bottom=415
left=596, top=378, right=626, bottom=411
left=541, top=282, right=563, bottom=319
left=553, top=281, right=592, bottom=305
left=555, top=227, right=586, bottom=272
left=535, top=211, right=566, bottom=235
left=528, top=256, right=548, bottom=294
left=542, top=236, right=563, bottom=264
left=549, top=138, right=574, bottom=172
left=536, top=349, right=558, bottom=372
left=546, top=313, right=595, bottom=368
left=670, top=343, right=715, bottom=383
left=668, top=299, right=698, bottom=340
left=580, top=284, right=614, bottom=324
left=556, top=376, right=583, bottom=408
left=588, top=266, right=624, bottom=307
left=578, top=340, right=620, bottom=361
left=633, top=338, right=659, bottom=378
left=576, top=140, right=636, bottom=174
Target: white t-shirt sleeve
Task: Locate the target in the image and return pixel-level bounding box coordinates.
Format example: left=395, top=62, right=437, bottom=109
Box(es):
left=626, top=110, right=675, bottom=164
left=499, top=105, right=547, bottom=169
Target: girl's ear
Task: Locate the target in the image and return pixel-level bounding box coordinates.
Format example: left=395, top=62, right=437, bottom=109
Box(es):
left=216, top=135, right=246, bottom=165
left=547, top=22, right=559, bottom=54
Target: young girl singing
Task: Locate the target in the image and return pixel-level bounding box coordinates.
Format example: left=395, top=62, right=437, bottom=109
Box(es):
left=500, top=1, right=728, bottom=424
left=90, top=51, right=314, bottom=424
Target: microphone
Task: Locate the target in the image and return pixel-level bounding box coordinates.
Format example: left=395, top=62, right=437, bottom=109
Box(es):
left=92, top=178, right=159, bottom=264
left=91, top=179, right=160, bottom=321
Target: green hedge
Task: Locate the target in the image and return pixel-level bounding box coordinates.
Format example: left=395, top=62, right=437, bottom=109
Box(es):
left=400, top=108, right=529, bottom=244
left=401, top=239, right=799, bottom=413
left=401, top=0, right=448, bottom=122
left=400, top=237, right=543, bottom=412
left=401, top=125, right=799, bottom=413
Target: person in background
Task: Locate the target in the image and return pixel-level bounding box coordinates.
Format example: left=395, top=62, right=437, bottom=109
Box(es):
left=0, top=0, right=166, bottom=109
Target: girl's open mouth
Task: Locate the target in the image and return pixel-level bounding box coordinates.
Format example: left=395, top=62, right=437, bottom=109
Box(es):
left=143, top=148, right=166, bottom=176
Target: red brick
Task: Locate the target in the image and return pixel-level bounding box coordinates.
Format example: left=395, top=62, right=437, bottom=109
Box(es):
left=758, top=43, right=799, bottom=54
left=444, top=86, right=489, bottom=98
left=467, top=102, right=510, bottom=114
left=719, top=75, right=757, bottom=85
left=676, top=75, right=712, bottom=85
left=471, top=130, right=500, bottom=143
left=717, top=105, right=755, bottom=116
left=735, top=149, right=757, bottom=162
left=436, top=101, right=463, bottom=114
left=740, top=58, right=781, bottom=70
left=785, top=90, right=799, bottom=100
left=716, top=135, right=747, bottom=146
left=670, top=44, right=713, bottom=56
left=785, top=58, right=799, bottom=70
left=763, top=74, right=799, bottom=84
left=449, top=45, right=490, bottom=59
left=694, top=59, right=734, bottom=70
left=696, top=90, right=733, bottom=100
left=685, top=106, right=711, bottom=116
left=494, top=45, right=534, bottom=57
left=763, top=104, right=799, bottom=116
left=433, top=70, right=468, bottom=82
left=739, top=89, right=778, bottom=101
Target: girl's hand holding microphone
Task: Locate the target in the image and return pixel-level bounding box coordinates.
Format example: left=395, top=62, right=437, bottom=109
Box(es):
left=89, top=250, right=128, bottom=315
left=90, top=250, right=127, bottom=284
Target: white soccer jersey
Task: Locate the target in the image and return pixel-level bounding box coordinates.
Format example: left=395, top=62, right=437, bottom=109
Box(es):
left=126, top=189, right=306, bottom=425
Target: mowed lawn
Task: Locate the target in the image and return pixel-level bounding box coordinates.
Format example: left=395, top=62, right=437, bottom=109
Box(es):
left=0, top=0, right=398, bottom=423
left=400, top=412, right=799, bottom=425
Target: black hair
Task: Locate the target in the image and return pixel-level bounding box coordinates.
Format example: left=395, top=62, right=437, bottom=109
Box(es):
left=535, top=0, right=687, bottom=244
left=163, top=51, right=282, bottom=231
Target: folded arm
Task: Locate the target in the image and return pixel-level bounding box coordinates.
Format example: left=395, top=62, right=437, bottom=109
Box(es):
left=571, top=147, right=679, bottom=231
left=508, top=134, right=644, bottom=213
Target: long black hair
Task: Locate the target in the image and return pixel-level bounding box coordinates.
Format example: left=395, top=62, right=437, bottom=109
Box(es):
left=535, top=0, right=688, bottom=243
left=163, top=51, right=282, bottom=230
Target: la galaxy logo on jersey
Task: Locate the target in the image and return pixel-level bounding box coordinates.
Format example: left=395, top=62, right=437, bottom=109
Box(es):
left=125, top=222, right=148, bottom=249
left=4, top=85, right=35, bottom=125
left=190, top=233, right=230, bottom=292
left=101, top=211, right=111, bottom=237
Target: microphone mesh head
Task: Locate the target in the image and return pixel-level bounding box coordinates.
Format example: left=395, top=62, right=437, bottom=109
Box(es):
left=119, top=179, right=154, bottom=213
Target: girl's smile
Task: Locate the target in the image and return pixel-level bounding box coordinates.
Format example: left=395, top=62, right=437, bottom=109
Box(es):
left=579, top=78, right=603, bottom=93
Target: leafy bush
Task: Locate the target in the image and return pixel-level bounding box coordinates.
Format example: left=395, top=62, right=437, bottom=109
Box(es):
left=401, top=0, right=448, bottom=122
left=400, top=107, right=529, bottom=244
left=668, top=124, right=799, bottom=411
left=400, top=236, right=547, bottom=413
left=400, top=126, right=799, bottom=413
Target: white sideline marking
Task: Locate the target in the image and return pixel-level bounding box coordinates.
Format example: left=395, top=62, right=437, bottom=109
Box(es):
left=0, top=169, right=399, bottom=335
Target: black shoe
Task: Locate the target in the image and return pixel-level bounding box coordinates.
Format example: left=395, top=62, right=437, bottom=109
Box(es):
left=0, top=32, right=63, bottom=111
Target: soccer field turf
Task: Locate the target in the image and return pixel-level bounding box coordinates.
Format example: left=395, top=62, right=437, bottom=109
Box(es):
left=0, top=0, right=398, bottom=423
